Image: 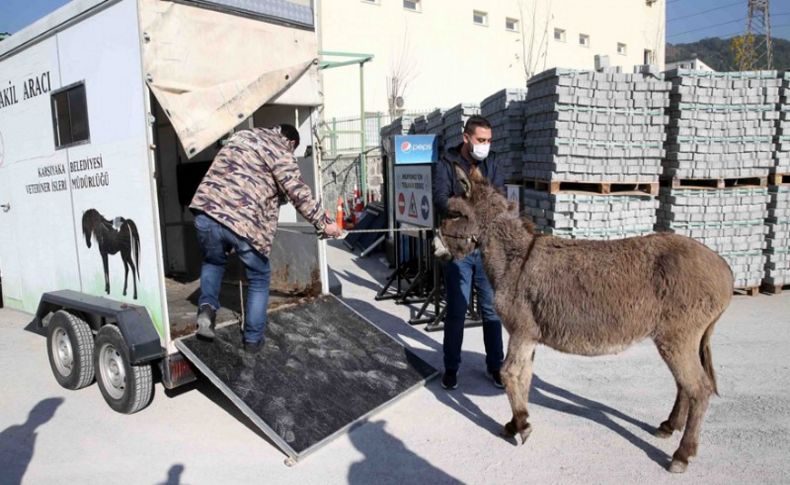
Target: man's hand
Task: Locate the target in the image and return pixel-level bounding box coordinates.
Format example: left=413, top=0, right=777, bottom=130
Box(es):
left=323, top=222, right=343, bottom=238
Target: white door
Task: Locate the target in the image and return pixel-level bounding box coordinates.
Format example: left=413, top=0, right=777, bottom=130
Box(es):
left=0, top=162, right=24, bottom=306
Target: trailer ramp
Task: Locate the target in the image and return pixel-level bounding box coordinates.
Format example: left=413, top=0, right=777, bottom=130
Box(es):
left=176, top=294, right=437, bottom=464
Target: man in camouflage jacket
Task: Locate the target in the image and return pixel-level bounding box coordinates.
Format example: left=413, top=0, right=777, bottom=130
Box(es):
left=190, top=124, right=341, bottom=351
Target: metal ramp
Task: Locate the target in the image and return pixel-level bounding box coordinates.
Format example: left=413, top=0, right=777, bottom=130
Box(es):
left=175, top=294, right=437, bottom=464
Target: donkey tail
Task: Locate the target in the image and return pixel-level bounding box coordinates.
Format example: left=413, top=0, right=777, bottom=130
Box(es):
left=700, top=313, right=721, bottom=396
left=127, top=220, right=141, bottom=281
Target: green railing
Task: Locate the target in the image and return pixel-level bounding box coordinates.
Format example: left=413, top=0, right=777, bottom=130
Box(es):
left=319, top=109, right=434, bottom=157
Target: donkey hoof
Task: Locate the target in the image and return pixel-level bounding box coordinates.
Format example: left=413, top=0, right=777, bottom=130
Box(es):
left=654, top=422, right=674, bottom=439
left=668, top=459, right=688, bottom=474
left=519, top=424, right=533, bottom=444
left=500, top=421, right=517, bottom=438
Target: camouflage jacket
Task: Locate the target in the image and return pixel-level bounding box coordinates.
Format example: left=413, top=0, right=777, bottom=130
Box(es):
left=189, top=127, right=331, bottom=257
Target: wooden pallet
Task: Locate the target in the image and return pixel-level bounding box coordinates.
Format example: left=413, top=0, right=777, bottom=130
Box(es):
left=734, top=286, right=760, bottom=297
left=522, top=178, right=659, bottom=196
left=770, top=173, right=790, bottom=186
left=664, top=176, right=768, bottom=190
left=760, top=283, right=790, bottom=295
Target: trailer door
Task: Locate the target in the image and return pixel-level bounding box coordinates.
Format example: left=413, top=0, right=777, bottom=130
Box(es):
left=0, top=162, right=23, bottom=305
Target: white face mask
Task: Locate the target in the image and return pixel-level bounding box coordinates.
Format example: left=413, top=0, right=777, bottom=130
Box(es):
left=471, top=142, right=490, bottom=161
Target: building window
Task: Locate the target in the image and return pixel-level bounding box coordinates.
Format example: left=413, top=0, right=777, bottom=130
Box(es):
left=617, top=42, right=627, bottom=55
left=579, top=34, right=590, bottom=47
left=51, top=82, right=90, bottom=149
left=554, top=28, right=566, bottom=42
left=644, top=49, right=654, bottom=64
left=506, top=17, right=519, bottom=32
left=473, top=10, right=488, bottom=26
left=403, top=0, right=420, bottom=11
left=362, top=0, right=380, bottom=4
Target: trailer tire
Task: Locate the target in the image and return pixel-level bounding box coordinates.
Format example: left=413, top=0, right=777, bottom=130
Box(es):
left=47, top=310, right=95, bottom=390
left=94, top=324, right=153, bottom=414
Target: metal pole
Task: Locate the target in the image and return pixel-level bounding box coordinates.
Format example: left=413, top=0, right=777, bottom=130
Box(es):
left=359, top=61, right=367, bottom=201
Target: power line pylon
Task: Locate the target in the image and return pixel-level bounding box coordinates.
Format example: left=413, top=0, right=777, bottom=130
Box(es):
left=742, top=0, right=773, bottom=70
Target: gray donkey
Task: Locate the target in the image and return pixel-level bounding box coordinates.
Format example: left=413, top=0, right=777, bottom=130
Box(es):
left=437, top=165, right=733, bottom=473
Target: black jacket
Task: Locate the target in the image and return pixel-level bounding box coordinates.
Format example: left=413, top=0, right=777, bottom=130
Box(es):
left=432, top=144, right=505, bottom=219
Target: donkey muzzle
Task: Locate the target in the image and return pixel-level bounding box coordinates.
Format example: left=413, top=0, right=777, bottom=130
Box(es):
left=433, top=232, right=452, bottom=262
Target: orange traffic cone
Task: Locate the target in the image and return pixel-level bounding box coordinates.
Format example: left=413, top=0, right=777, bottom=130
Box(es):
left=335, top=196, right=345, bottom=230
left=346, top=195, right=356, bottom=228
left=353, top=186, right=364, bottom=221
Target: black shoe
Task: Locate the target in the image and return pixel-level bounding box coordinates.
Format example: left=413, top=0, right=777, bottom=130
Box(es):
left=243, top=340, right=264, bottom=353
left=441, top=370, right=458, bottom=390
left=196, top=304, right=216, bottom=340
left=487, top=368, right=505, bottom=389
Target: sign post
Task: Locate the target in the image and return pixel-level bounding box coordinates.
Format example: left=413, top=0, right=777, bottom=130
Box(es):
left=376, top=135, right=438, bottom=302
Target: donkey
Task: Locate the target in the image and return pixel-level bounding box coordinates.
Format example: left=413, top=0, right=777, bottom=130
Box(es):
left=437, top=166, right=733, bottom=473
left=82, top=209, right=141, bottom=299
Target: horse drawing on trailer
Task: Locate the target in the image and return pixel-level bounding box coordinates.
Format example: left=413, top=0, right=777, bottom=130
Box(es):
left=82, top=208, right=141, bottom=299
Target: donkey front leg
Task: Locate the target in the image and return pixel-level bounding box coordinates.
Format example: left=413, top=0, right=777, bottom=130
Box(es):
left=501, top=333, right=538, bottom=445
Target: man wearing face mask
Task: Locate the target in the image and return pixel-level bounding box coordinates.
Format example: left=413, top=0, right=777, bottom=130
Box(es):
left=432, top=115, right=505, bottom=390
left=190, top=124, right=342, bottom=352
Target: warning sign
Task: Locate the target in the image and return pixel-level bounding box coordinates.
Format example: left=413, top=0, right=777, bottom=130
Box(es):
left=394, top=165, right=433, bottom=228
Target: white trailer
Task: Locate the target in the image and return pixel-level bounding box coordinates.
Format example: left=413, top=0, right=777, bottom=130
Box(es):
left=0, top=0, right=327, bottom=404
left=0, top=2, right=436, bottom=462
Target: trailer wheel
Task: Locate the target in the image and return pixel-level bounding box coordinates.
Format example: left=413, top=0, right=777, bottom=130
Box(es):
left=94, top=324, right=153, bottom=414
left=47, top=310, right=95, bottom=390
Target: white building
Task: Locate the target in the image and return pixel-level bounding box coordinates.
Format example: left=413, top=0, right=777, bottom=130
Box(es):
left=317, top=0, right=666, bottom=119
left=665, top=58, right=715, bottom=72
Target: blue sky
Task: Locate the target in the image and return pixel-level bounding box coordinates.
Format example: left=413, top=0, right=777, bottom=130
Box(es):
left=1, top=0, right=789, bottom=44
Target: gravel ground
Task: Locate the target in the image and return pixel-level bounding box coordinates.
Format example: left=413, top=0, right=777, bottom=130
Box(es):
left=0, top=241, right=788, bottom=484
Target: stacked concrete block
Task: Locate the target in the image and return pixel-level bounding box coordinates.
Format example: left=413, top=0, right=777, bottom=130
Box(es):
left=522, top=190, right=658, bottom=240
left=776, top=72, right=790, bottom=174
left=522, top=67, right=670, bottom=183
left=763, top=185, right=790, bottom=289
left=411, top=115, right=428, bottom=135
left=481, top=88, right=528, bottom=182
left=379, top=116, right=414, bottom=155
left=664, top=69, right=780, bottom=179
left=657, top=186, right=770, bottom=289
left=425, top=108, right=445, bottom=138
left=442, top=103, right=480, bottom=151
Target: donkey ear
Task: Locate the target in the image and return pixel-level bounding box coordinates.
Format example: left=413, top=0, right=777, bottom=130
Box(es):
left=454, top=164, right=472, bottom=198
left=469, top=166, right=486, bottom=184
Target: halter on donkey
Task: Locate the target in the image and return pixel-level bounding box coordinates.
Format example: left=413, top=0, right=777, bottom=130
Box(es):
left=82, top=209, right=141, bottom=299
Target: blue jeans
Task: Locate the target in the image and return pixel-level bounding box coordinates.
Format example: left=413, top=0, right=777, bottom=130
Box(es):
left=194, top=213, right=272, bottom=344
left=443, top=249, right=504, bottom=373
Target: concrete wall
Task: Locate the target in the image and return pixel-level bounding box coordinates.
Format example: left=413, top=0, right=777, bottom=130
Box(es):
left=317, top=0, right=665, bottom=118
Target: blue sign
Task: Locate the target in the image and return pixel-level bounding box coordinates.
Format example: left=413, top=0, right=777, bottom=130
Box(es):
left=394, top=135, right=438, bottom=165
left=420, top=195, right=430, bottom=220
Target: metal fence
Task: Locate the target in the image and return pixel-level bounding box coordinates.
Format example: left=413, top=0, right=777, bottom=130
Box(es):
left=318, top=110, right=434, bottom=157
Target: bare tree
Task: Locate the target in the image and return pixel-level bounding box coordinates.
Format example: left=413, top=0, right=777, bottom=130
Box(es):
left=518, top=0, right=552, bottom=82
left=387, top=25, right=419, bottom=117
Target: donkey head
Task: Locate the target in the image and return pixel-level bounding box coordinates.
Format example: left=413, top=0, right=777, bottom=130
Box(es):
left=437, top=164, right=512, bottom=262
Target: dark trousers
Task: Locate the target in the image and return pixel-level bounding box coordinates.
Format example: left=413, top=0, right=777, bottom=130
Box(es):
left=442, top=249, right=504, bottom=373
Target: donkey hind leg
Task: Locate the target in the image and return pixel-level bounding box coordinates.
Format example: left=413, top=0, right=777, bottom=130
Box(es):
left=500, top=335, right=538, bottom=445
left=656, top=337, right=714, bottom=473
left=655, top=384, right=689, bottom=438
